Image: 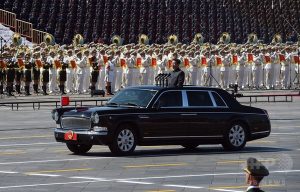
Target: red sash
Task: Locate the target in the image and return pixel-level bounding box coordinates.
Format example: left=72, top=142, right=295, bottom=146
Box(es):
left=184, top=58, right=190, bottom=67
left=201, top=57, right=207, bottom=66
left=151, top=58, right=157, bottom=67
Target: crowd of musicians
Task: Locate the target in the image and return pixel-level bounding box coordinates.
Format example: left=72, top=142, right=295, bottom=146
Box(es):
left=0, top=42, right=299, bottom=96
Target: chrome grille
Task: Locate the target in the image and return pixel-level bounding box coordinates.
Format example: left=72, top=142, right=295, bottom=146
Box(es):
left=61, top=117, right=91, bottom=130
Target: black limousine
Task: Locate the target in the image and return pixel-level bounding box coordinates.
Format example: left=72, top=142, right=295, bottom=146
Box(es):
left=52, top=86, right=271, bottom=155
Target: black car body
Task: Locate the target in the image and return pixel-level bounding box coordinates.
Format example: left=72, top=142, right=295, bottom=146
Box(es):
left=52, top=86, right=271, bottom=155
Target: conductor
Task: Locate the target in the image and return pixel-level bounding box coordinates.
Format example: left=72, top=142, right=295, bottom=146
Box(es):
left=168, top=58, right=185, bottom=87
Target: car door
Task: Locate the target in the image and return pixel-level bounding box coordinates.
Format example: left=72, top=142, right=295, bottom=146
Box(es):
left=141, top=90, right=184, bottom=139
left=182, top=90, right=224, bottom=137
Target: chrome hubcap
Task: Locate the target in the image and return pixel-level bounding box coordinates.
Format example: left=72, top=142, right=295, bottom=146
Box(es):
left=229, top=125, right=245, bottom=147
left=117, top=129, right=134, bottom=152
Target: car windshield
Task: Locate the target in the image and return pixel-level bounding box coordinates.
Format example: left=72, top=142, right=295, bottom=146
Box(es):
left=106, top=89, right=158, bottom=108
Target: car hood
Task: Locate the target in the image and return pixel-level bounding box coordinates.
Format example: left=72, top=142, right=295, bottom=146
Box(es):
left=62, top=106, right=142, bottom=118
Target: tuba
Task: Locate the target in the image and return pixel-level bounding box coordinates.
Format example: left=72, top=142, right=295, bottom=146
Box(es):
left=12, top=33, right=22, bottom=46
left=247, top=33, right=258, bottom=44
left=138, top=34, right=149, bottom=45
left=111, top=35, right=123, bottom=46
left=73, top=34, right=84, bottom=46
left=271, top=33, right=282, bottom=44
left=168, top=34, right=178, bottom=45
left=43, top=33, right=55, bottom=45
left=218, top=32, right=231, bottom=44
left=192, top=33, right=204, bottom=45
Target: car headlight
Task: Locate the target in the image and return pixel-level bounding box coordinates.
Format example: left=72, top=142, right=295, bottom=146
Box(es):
left=54, top=111, right=59, bottom=121
left=92, top=113, right=100, bottom=124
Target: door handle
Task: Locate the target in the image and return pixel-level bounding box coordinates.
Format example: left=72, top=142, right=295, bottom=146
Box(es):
left=138, top=115, right=150, bottom=119
left=180, top=113, right=197, bottom=116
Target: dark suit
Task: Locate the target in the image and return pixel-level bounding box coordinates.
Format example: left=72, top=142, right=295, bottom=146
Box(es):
left=168, top=68, right=185, bottom=87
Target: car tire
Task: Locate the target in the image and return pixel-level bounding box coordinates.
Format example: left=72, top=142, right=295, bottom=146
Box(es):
left=66, top=143, right=92, bottom=154
left=109, top=125, right=137, bottom=156
left=181, top=144, right=199, bottom=150
left=222, top=122, right=247, bottom=151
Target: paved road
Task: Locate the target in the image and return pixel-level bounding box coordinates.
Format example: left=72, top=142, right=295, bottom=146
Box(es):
left=0, top=92, right=299, bottom=191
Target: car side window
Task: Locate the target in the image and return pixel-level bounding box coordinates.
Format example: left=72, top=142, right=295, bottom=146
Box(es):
left=187, top=91, right=213, bottom=107
left=211, top=92, right=227, bottom=107
left=157, top=91, right=182, bottom=107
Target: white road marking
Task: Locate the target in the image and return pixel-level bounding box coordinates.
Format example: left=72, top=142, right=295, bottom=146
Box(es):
left=213, top=189, right=243, bottom=192
left=26, top=173, right=61, bottom=177
left=271, top=132, right=300, bottom=135
left=118, top=180, right=154, bottom=185
left=0, top=181, right=98, bottom=189
left=0, top=142, right=58, bottom=147
left=0, top=171, right=19, bottom=174
left=70, top=176, right=109, bottom=181
left=164, top=184, right=204, bottom=189
left=74, top=169, right=300, bottom=182
left=0, top=157, right=114, bottom=165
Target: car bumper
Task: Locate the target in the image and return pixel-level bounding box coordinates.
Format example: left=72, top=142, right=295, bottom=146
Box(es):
left=54, top=128, right=110, bottom=145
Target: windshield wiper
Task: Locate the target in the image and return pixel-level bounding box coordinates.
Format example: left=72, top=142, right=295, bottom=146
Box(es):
left=106, top=102, right=119, bottom=106
left=120, top=102, right=140, bottom=108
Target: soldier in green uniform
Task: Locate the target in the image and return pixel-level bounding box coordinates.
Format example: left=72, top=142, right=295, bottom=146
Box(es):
left=244, top=157, right=269, bottom=192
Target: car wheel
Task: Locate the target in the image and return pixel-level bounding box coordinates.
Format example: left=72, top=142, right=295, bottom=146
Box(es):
left=109, top=125, right=136, bottom=156
left=181, top=144, right=199, bottom=150
left=66, top=143, right=92, bottom=154
left=222, top=122, right=247, bottom=151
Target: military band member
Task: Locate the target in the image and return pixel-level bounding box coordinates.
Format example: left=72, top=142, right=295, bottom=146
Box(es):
left=90, top=49, right=99, bottom=96
left=105, top=53, right=115, bottom=95
left=57, top=50, right=67, bottom=95
left=139, top=51, right=150, bottom=85
left=41, top=51, right=50, bottom=95
left=252, top=50, right=262, bottom=89
left=5, top=51, right=15, bottom=96
left=146, top=49, right=155, bottom=85
left=64, top=49, right=75, bottom=93
left=48, top=50, right=57, bottom=93
left=200, top=52, right=209, bottom=86
left=83, top=49, right=90, bottom=93
left=24, top=52, right=34, bottom=96
left=0, top=52, right=7, bottom=94
left=279, top=50, right=287, bottom=89
left=32, top=52, right=41, bottom=94
left=186, top=51, right=198, bottom=85
left=273, top=47, right=281, bottom=88
left=263, top=48, right=272, bottom=89
left=97, top=49, right=106, bottom=91
left=113, top=50, right=123, bottom=92
left=15, top=51, right=25, bottom=95
left=75, top=51, right=86, bottom=94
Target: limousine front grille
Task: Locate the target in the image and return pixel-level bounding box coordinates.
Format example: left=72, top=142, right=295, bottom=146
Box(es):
left=61, top=117, right=91, bottom=130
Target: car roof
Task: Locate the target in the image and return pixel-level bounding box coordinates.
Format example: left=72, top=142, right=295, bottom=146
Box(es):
left=127, top=85, right=226, bottom=92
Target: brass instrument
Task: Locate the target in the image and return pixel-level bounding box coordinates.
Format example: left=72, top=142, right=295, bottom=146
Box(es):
left=73, top=34, right=84, bottom=46
left=192, top=33, right=204, bottom=45
left=247, top=33, right=258, bottom=44
left=168, top=34, right=178, bottom=45
left=12, top=33, right=22, bottom=46
left=271, top=33, right=282, bottom=44
left=218, top=32, right=231, bottom=44
left=44, top=33, right=55, bottom=46
left=111, top=35, right=123, bottom=46
left=138, top=34, right=149, bottom=45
